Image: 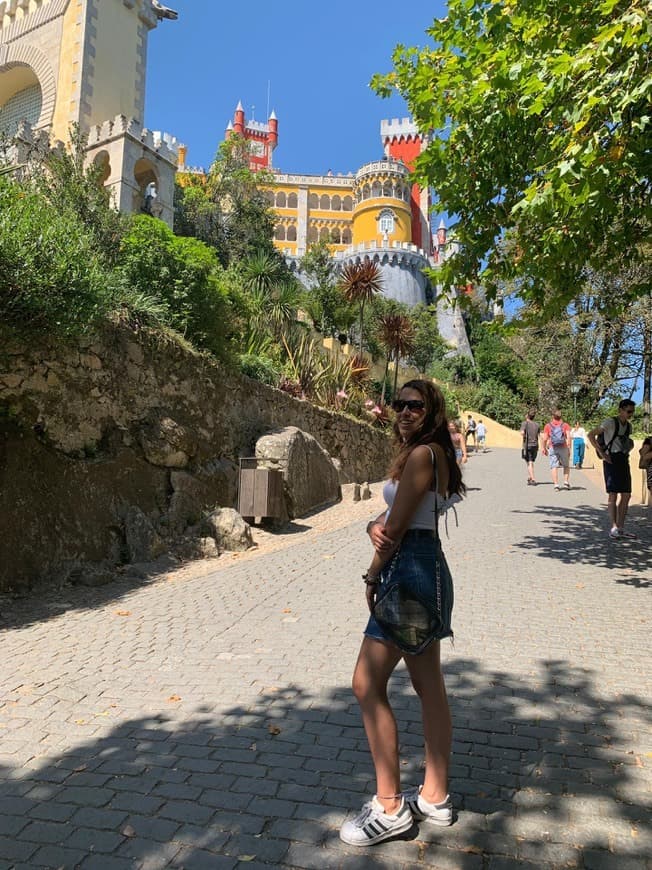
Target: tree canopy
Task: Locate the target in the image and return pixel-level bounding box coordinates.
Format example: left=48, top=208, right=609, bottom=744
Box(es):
left=372, top=0, right=651, bottom=314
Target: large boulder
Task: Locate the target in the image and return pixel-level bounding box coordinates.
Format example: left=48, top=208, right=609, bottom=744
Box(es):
left=202, top=508, right=254, bottom=551
left=138, top=410, right=194, bottom=468
left=164, top=459, right=237, bottom=537
left=255, top=426, right=341, bottom=519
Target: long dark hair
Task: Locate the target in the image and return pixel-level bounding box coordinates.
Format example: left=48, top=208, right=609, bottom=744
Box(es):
left=388, top=379, right=465, bottom=496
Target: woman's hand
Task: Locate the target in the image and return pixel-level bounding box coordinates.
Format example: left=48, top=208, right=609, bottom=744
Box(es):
left=369, top=522, right=395, bottom=551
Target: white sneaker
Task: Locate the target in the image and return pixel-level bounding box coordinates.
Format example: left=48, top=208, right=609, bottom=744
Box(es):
left=404, top=786, right=453, bottom=826
left=339, top=796, right=413, bottom=846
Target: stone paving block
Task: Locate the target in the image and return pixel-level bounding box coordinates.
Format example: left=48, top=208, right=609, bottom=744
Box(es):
left=72, top=805, right=128, bottom=830
left=30, top=844, right=89, bottom=867
left=0, top=837, right=39, bottom=863
left=219, top=833, right=289, bottom=864
left=419, top=844, right=485, bottom=869
left=0, top=814, right=28, bottom=836
left=583, top=850, right=647, bottom=870
left=57, top=785, right=116, bottom=807
left=16, top=819, right=72, bottom=845
left=79, top=853, right=135, bottom=869
left=170, top=846, right=237, bottom=869
left=65, top=825, right=126, bottom=853
left=109, top=791, right=165, bottom=814
left=265, top=817, right=329, bottom=846
left=123, top=813, right=181, bottom=842
left=116, top=838, right=182, bottom=869
left=199, top=788, right=252, bottom=811
left=158, top=799, right=216, bottom=824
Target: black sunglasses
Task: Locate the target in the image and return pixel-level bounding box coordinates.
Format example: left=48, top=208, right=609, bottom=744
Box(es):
left=391, top=399, right=426, bottom=413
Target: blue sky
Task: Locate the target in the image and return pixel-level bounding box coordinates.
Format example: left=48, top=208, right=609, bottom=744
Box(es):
left=145, top=0, right=447, bottom=176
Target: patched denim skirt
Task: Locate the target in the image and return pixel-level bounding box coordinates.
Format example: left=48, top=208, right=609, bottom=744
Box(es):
left=364, top=528, right=454, bottom=650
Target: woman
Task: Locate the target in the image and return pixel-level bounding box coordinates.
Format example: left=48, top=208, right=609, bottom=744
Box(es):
left=570, top=421, right=587, bottom=469
left=340, top=380, right=465, bottom=847
left=448, top=420, right=467, bottom=466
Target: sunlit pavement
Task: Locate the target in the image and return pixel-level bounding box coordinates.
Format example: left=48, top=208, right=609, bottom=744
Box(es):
left=1, top=448, right=650, bottom=869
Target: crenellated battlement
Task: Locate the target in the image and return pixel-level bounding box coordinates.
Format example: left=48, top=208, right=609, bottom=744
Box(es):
left=380, top=117, right=420, bottom=140
left=85, top=114, right=179, bottom=164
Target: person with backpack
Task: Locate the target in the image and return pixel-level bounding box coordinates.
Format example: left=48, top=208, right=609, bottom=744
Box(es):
left=588, top=399, right=636, bottom=538
left=520, top=409, right=540, bottom=485
left=465, top=415, right=477, bottom=452
left=542, top=410, right=571, bottom=490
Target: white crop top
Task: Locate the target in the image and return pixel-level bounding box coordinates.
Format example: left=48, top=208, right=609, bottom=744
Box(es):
left=382, top=479, right=438, bottom=530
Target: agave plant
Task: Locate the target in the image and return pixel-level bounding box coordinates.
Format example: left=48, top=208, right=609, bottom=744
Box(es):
left=338, top=259, right=383, bottom=356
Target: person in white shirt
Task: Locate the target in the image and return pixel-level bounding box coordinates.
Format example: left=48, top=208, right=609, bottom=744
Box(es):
left=476, top=420, right=487, bottom=452
left=569, top=422, right=588, bottom=468
left=588, top=399, right=636, bottom=539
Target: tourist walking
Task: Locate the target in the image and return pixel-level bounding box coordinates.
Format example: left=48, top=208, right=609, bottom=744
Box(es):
left=639, top=437, right=652, bottom=502
left=542, top=410, right=571, bottom=490
left=520, top=409, right=540, bottom=485
left=476, top=420, right=487, bottom=452
left=570, top=421, right=588, bottom=468
left=465, top=414, right=477, bottom=452
left=588, top=399, right=636, bottom=538
left=339, top=380, right=465, bottom=847
left=449, top=421, right=467, bottom=466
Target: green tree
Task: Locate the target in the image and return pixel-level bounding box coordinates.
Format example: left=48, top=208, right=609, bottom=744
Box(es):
left=407, top=303, right=452, bottom=373
left=373, top=0, right=651, bottom=313
left=34, top=125, right=126, bottom=264
left=299, top=242, right=353, bottom=337
left=241, top=249, right=303, bottom=342
left=118, top=215, right=234, bottom=360
left=339, top=260, right=384, bottom=355
left=176, top=136, right=277, bottom=268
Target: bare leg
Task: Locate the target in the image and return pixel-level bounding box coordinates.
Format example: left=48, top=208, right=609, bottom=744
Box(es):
left=351, top=637, right=403, bottom=813
left=616, top=493, right=631, bottom=529
left=563, top=464, right=570, bottom=485
left=403, top=642, right=451, bottom=804
left=607, top=493, right=618, bottom=528
left=551, top=466, right=559, bottom=486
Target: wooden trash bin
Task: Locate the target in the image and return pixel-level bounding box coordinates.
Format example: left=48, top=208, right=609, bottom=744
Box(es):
left=238, top=458, right=285, bottom=520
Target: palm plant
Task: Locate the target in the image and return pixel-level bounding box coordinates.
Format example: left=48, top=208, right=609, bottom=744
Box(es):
left=377, top=313, right=416, bottom=402
left=338, top=260, right=383, bottom=356
left=242, top=249, right=302, bottom=340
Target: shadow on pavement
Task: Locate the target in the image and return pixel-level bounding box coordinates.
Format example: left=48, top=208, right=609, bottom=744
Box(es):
left=1, top=659, right=650, bottom=868
left=512, top=503, right=652, bottom=582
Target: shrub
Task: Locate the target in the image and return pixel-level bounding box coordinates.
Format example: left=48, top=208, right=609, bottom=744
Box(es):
left=0, top=177, right=116, bottom=336
left=117, top=215, right=234, bottom=360
left=239, top=353, right=279, bottom=385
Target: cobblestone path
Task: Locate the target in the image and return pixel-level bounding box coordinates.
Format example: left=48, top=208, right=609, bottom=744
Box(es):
left=1, top=448, right=650, bottom=869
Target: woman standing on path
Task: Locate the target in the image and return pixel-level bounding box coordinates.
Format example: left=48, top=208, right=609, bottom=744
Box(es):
left=340, top=380, right=465, bottom=847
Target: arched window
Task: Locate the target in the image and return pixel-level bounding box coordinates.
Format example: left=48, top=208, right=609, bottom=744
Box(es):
left=343, top=195, right=353, bottom=211
left=308, top=225, right=318, bottom=242
left=342, top=228, right=352, bottom=245
left=330, top=228, right=341, bottom=244
left=276, top=191, right=287, bottom=208
left=319, top=227, right=330, bottom=242
left=320, top=194, right=330, bottom=210
left=287, top=192, right=298, bottom=208
left=383, top=181, right=392, bottom=197
left=378, top=208, right=395, bottom=236
left=309, top=193, right=319, bottom=209
left=287, top=225, right=297, bottom=241
left=264, top=190, right=275, bottom=205
left=372, top=181, right=382, bottom=198
left=275, top=225, right=286, bottom=241
left=331, top=195, right=341, bottom=211
left=0, top=77, right=42, bottom=138
left=361, top=186, right=370, bottom=201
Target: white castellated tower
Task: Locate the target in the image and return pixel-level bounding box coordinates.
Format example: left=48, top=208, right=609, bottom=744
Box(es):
left=0, top=0, right=178, bottom=226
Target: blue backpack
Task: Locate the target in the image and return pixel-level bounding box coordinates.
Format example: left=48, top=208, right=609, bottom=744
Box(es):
left=549, top=421, right=567, bottom=447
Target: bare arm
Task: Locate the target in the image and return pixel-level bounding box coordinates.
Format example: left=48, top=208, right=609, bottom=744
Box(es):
left=588, top=424, right=611, bottom=463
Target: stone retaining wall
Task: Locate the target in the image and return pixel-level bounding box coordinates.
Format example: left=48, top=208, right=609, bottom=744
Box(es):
left=0, top=322, right=393, bottom=590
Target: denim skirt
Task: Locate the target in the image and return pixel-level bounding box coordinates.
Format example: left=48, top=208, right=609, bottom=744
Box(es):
left=364, top=528, right=454, bottom=651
